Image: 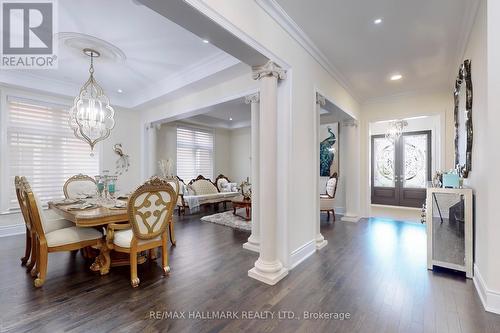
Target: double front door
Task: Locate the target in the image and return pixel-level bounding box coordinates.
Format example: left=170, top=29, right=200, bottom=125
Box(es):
left=371, top=131, right=431, bottom=208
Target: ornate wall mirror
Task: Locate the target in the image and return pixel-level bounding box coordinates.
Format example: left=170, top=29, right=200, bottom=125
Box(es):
left=453, top=59, right=473, bottom=178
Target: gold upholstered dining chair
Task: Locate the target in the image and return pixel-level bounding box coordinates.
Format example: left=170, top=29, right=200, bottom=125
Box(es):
left=15, top=176, right=75, bottom=275
left=63, top=174, right=97, bottom=199
left=21, top=177, right=103, bottom=287
left=106, top=176, right=176, bottom=287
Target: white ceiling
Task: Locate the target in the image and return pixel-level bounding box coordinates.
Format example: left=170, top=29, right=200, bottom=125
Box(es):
left=273, top=0, right=478, bottom=101
left=175, top=97, right=251, bottom=130
left=0, top=0, right=239, bottom=108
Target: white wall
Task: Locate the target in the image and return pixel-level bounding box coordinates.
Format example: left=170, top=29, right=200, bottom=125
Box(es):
left=360, top=92, right=453, bottom=221
left=461, top=0, right=500, bottom=312
left=229, top=127, right=251, bottom=183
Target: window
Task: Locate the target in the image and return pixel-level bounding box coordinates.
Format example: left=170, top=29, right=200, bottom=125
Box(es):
left=3, top=96, right=99, bottom=211
left=176, top=125, right=214, bottom=181
left=371, top=131, right=431, bottom=207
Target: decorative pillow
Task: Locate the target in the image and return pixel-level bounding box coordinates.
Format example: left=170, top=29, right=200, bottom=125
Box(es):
left=326, top=177, right=337, bottom=197
left=217, top=178, right=229, bottom=192
left=227, top=182, right=238, bottom=192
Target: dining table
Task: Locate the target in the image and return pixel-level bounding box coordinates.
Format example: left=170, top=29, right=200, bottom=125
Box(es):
left=48, top=198, right=143, bottom=275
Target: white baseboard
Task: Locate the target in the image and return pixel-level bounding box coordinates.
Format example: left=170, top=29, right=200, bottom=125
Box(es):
left=334, top=206, right=345, bottom=215
left=0, top=224, right=25, bottom=237
left=341, top=215, right=360, bottom=223
left=473, top=264, right=500, bottom=314
left=289, top=239, right=316, bottom=269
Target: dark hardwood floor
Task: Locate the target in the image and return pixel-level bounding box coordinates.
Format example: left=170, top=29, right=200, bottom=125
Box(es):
left=1, top=210, right=499, bottom=333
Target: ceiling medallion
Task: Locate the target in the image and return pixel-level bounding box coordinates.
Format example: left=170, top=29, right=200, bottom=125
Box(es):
left=385, top=119, right=408, bottom=143
left=69, top=48, right=115, bottom=155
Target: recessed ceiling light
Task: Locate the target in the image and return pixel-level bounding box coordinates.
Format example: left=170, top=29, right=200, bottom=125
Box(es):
left=202, top=39, right=209, bottom=44
left=390, top=74, right=403, bottom=81
left=374, top=18, right=383, bottom=25
left=229, top=117, right=233, bottom=121
left=117, top=89, right=123, bottom=93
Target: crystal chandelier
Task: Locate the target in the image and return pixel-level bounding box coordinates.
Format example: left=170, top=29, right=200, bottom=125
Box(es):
left=385, top=119, right=408, bottom=143
left=69, top=48, right=115, bottom=155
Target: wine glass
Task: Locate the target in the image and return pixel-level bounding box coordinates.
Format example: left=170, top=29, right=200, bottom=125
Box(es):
left=108, top=176, right=117, bottom=199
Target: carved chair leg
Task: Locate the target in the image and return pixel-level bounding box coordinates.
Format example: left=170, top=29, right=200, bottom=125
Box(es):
left=27, top=235, right=37, bottom=275
left=169, top=221, right=176, bottom=246
left=162, top=233, right=170, bottom=276
left=34, top=244, right=48, bottom=287
left=332, top=209, right=336, bottom=221
left=21, top=228, right=31, bottom=265
left=130, top=251, right=139, bottom=288
left=327, top=211, right=330, bottom=221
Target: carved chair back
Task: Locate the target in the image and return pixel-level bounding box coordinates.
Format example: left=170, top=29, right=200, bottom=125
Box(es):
left=20, top=177, right=47, bottom=242
left=128, top=177, right=176, bottom=240
left=15, top=176, right=32, bottom=230
left=164, top=176, right=179, bottom=206
left=63, top=174, right=97, bottom=199
left=325, top=172, right=338, bottom=198
left=188, top=175, right=218, bottom=195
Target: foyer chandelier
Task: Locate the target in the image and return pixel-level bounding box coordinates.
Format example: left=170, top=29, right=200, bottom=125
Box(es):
left=385, top=119, right=408, bottom=143
left=69, top=48, right=115, bottom=155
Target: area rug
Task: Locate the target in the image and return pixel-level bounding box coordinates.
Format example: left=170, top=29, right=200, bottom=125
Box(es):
left=201, top=209, right=251, bottom=232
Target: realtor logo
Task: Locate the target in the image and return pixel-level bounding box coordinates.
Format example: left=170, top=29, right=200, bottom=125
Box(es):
left=1, top=0, right=58, bottom=68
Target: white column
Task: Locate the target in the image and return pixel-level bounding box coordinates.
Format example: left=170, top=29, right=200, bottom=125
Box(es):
left=341, top=119, right=361, bottom=222
left=243, top=92, right=260, bottom=253
left=248, top=61, right=288, bottom=285
left=315, top=93, right=328, bottom=249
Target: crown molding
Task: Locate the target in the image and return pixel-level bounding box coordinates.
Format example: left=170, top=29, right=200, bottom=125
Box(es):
left=0, top=51, right=240, bottom=109
left=450, top=0, right=481, bottom=85
left=130, top=51, right=240, bottom=108
left=255, top=0, right=360, bottom=103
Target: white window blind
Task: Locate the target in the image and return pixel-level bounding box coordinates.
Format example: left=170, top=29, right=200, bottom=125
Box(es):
left=176, top=125, right=214, bottom=181
left=5, top=97, right=99, bottom=210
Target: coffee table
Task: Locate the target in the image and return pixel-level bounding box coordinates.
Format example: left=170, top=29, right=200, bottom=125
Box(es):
left=232, top=196, right=251, bottom=221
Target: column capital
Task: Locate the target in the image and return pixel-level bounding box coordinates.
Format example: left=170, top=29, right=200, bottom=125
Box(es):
left=342, top=119, right=359, bottom=128
left=316, top=92, right=326, bottom=106
left=245, top=92, right=260, bottom=104
left=252, top=61, right=286, bottom=81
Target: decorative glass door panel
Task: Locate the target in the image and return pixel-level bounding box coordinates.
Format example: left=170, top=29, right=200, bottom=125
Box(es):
left=403, top=134, right=429, bottom=189
left=373, top=137, right=395, bottom=188
left=372, top=130, right=431, bottom=207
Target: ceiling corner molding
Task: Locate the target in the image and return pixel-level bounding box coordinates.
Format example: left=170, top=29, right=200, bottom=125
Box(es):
left=450, top=0, right=481, bottom=84
left=255, top=0, right=360, bottom=103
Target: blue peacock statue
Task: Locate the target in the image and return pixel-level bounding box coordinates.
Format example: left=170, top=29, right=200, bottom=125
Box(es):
left=320, top=126, right=336, bottom=177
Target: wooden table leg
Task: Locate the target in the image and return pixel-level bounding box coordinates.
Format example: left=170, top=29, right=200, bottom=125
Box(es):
left=90, top=242, right=111, bottom=275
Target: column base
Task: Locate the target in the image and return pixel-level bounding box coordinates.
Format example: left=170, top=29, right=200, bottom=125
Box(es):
left=248, top=258, right=288, bottom=285
left=243, top=242, right=260, bottom=253
left=248, top=266, right=288, bottom=285
left=341, top=215, right=360, bottom=223
left=316, top=239, right=328, bottom=250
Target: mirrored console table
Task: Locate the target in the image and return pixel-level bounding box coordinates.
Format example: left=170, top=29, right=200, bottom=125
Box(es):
left=425, top=187, right=473, bottom=278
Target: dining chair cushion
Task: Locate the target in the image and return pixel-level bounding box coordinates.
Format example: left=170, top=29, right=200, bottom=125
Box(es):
left=44, top=218, right=75, bottom=234
left=113, top=229, right=160, bottom=248
left=45, top=226, right=102, bottom=247
left=33, top=192, right=74, bottom=233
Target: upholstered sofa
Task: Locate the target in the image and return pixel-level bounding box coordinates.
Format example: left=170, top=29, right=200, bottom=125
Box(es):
left=176, top=175, right=240, bottom=215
